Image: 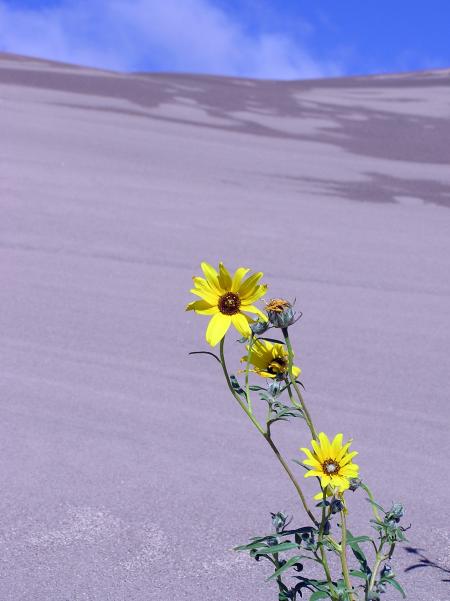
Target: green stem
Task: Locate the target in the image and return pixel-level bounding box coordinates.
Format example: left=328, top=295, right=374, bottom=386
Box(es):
left=264, top=434, right=319, bottom=527
left=319, top=503, right=338, bottom=600
left=219, top=337, right=264, bottom=434
left=339, top=511, right=355, bottom=601
left=366, top=542, right=394, bottom=599
left=220, top=336, right=318, bottom=527
left=360, top=483, right=382, bottom=522
left=245, top=333, right=254, bottom=412
left=367, top=553, right=383, bottom=597
left=281, top=327, right=318, bottom=440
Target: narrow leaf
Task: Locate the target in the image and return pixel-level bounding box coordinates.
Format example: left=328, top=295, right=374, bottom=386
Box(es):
left=188, top=351, right=221, bottom=364
left=267, top=556, right=304, bottom=581
left=383, top=577, right=406, bottom=598
left=257, top=337, right=286, bottom=344
left=349, top=570, right=369, bottom=580
left=262, top=542, right=299, bottom=554
left=310, top=592, right=330, bottom=600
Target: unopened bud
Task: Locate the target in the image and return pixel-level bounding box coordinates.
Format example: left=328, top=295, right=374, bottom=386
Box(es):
left=330, top=498, right=344, bottom=514
left=385, top=503, right=404, bottom=524
left=250, top=319, right=269, bottom=335
left=265, top=298, right=296, bottom=328
left=349, top=478, right=362, bottom=491
left=271, top=511, right=288, bottom=533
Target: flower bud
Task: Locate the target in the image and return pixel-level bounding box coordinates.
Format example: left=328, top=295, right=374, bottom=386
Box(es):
left=385, top=503, right=404, bottom=524
left=265, top=298, right=296, bottom=328
left=330, top=498, right=344, bottom=514
left=381, top=564, right=393, bottom=578
left=250, top=319, right=269, bottom=335
left=271, top=511, right=288, bottom=533
left=267, top=380, right=283, bottom=398
left=349, top=478, right=362, bottom=491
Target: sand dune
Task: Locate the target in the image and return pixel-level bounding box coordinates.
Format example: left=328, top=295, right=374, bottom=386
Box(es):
left=1, top=53, right=449, bottom=600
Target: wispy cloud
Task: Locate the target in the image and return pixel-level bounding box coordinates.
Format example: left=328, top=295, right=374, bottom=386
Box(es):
left=0, top=0, right=342, bottom=79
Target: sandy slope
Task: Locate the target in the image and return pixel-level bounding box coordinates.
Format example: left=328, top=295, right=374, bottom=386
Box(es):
left=0, top=53, right=449, bottom=600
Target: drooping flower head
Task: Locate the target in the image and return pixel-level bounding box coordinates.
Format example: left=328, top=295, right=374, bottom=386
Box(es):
left=186, top=262, right=267, bottom=347
left=301, top=433, right=359, bottom=495
left=241, top=339, right=301, bottom=379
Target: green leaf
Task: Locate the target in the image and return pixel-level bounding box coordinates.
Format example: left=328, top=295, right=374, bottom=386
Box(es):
left=349, top=570, right=369, bottom=580
left=346, top=533, right=372, bottom=544
left=365, top=497, right=385, bottom=513
left=262, top=542, right=299, bottom=554
left=382, top=577, right=406, bottom=598
left=229, top=374, right=245, bottom=395
left=257, top=337, right=286, bottom=345
left=292, top=459, right=310, bottom=471
left=267, top=556, right=304, bottom=581
left=346, top=530, right=370, bottom=572
left=188, top=351, right=221, bottom=364
left=309, top=592, right=330, bottom=600
left=234, top=541, right=270, bottom=552
left=249, top=385, right=266, bottom=391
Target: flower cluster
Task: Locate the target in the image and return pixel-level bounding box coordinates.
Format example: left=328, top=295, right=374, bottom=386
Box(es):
left=187, top=261, right=406, bottom=601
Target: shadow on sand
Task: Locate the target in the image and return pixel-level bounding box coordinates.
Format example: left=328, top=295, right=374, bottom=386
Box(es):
left=404, top=546, right=450, bottom=583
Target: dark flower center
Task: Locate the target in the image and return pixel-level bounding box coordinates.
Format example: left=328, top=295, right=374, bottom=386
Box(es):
left=267, top=357, right=288, bottom=374
left=218, top=292, right=241, bottom=315
left=322, top=459, right=340, bottom=475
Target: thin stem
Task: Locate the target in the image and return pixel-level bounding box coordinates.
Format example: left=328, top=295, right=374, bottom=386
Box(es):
left=319, top=502, right=338, bottom=600
left=219, top=337, right=265, bottom=434
left=366, top=542, right=394, bottom=598
left=281, top=328, right=318, bottom=440
left=367, top=553, right=383, bottom=597
left=245, top=333, right=254, bottom=412
left=264, top=434, right=319, bottom=527
left=360, top=482, right=383, bottom=522
left=220, top=335, right=316, bottom=526
left=339, top=511, right=355, bottom=601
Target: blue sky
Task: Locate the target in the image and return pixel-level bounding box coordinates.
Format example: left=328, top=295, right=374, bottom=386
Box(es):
left=0, top=0, right=449, bottom=79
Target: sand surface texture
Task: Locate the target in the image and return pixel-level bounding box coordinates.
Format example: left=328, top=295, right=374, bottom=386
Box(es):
left=1, top=53, right=449, bottom=600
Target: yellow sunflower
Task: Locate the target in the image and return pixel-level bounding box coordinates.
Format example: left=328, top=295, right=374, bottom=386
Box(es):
left=301, top=433, right=359, bottom=495
left=186, top=262, right=267, bottom=347
left=241, top=339, right=301, bottom=379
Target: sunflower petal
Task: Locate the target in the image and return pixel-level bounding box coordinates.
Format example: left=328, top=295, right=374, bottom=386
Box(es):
left=231, top=267, right=250, bottom=292
left=190, top=287, right=219, bottom=305
left=340, top=451, right=358, bottom=467
left=239, top=272, right=264, bottom=298
left=217, top=262, right=232, bottom=290
left=185, top=299, right=218, bottom=315
left=292, top=365, right=302, bottom=378
left=240, top=304, right=268, bottom=321
left=331, top=433, right=343, bottom=455
left=231, top=313, right=252, bottom=337
left=304, top=470, right=321, bottom=478
left=311, top=439, right=325, bottom=462
left=242, top=283, right=268, bottom=303
left=201, top=262, right=223, bottom=294
left=320, top=474, right=331, bottom=487
left=205, top=313, right=231, bottom=347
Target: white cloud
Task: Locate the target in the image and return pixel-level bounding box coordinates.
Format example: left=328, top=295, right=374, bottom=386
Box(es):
left=0, top=0, right=342, bottom=79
